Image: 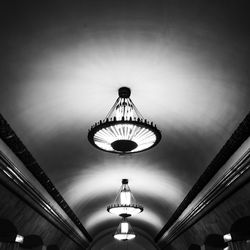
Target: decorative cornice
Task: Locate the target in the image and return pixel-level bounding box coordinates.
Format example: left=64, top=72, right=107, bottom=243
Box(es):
left=161, top=150, right=249, bottom=246
left=0, top=113, right=92, bottom=243
left=0, top=152, right=88, bottom=248
left=155, top=112, right=250, bottom=243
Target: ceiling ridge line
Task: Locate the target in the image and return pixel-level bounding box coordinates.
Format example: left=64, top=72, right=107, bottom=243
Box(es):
left=0, top=113, right=93, bottom=243
left=154, top=111, right=250, bottom=243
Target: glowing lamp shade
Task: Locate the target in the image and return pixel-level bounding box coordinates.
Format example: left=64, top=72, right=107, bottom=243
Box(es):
left=121, top=222, right=129, bottom=233
left=223, top=234, right=232, bottom=242
left=120, top=190, right=131, bottom=205
left=114, top=219, right=136, bottom=241
left=107, top=179, right=143, bottom=217
left=88, top=87, right=161, bottom=154
left=15, top=234, right=24, bottom=244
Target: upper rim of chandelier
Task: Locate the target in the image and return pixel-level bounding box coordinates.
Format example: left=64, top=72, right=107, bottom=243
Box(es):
left=107, top=203, right=144, bottom=216
left=88, top=119, right=162, bottom=154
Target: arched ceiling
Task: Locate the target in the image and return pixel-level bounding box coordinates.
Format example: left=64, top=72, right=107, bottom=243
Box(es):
left=1, top=0, right=250, bottom=246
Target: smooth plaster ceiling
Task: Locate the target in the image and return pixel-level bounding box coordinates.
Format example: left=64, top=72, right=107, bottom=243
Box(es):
left=1, top=0, right=250, bottom=243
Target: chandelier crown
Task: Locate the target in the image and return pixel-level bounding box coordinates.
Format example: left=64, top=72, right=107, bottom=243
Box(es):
left=118, top=87, right=131, bottom=98
left=122, top=178, right=128, bottom=184
left=88, top=86, right=161, bottom=154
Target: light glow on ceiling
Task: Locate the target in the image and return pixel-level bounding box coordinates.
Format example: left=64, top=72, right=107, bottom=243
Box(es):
left=16, top=34, right=239, bottom=139
left=132, top=208, right=164, bottom=230
left=84, top=209, right=117, bottom=230
left=63, top=160, right=184, bottom=209
left=64, top=159, right=183, bottom=231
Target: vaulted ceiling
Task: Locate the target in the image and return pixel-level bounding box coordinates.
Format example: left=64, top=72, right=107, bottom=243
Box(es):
left=1, top=0, right=250, bottom=248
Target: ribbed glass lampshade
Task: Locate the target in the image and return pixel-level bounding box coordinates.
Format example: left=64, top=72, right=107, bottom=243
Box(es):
left=88, top=87, right=161, bottom=154
left=114, top=218, right=136, bottom=241
left=107, top=179, right=143, bottom=217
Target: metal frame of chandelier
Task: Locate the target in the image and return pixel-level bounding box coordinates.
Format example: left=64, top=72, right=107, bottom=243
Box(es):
left=88, top=86, right=161, bottom=154
left=113, top=217, right=136, bottom=241
left=107, top=179, right=143, bottom=217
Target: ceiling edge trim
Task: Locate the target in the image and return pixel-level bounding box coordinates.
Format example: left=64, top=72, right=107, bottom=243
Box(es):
left=0, top=113, right=93, bottom=243
left=159, top=148, right=250, bottom=247
left=0, top=152, right=88, bottom=249
left=155, top=112, right=250, bottom=243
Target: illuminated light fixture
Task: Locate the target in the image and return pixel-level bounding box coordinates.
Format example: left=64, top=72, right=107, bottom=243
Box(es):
left=223, top=234, right=232, bottom=242
left=107, top=179, right=143, bottom=217
left=88, top=87, right=161, bottom=154
left=114, top=218, right=136, bottom=241
left=15, top=234, right=24, bottom=244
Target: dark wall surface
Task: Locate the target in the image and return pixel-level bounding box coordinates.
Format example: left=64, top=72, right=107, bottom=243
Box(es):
left=165, top=178, right=250, bottom=249
left=0, top=182, right=83, bottom=250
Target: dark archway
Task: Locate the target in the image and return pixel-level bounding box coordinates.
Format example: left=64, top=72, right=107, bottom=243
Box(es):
left=230, top=216, right=250, bottom=241
left=0, top=219, right=18, bottom=243
left=0, top=219, right=19, bottom=250
left=22, top=235, right=43, bottom=249
left=188, top=244, right=201, bottom=250
left=204, top=234, right=227, bottom=249
left=228, top=216, right=250, bottom=250
left=47, top=245, right=59, bottom=250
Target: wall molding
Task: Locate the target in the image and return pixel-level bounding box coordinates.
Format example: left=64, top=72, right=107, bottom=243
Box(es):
left=155, top=112, right=250, bottom=244
left=0, top=114, right=92, bottom=244
left=0, top=151, right=88, bottom=249
left=160, top=149, right=250, bottom=246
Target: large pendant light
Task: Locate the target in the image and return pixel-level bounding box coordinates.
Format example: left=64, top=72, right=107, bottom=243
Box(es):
left=107, top=179, right=143, bottom=217
left=114, top=218, right=136, bottom=241
left=88, top=87, right=161, bottom=154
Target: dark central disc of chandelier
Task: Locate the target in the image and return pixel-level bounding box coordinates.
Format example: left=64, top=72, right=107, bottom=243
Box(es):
left=111, top=140, right=138, bottom=152
left=88, top=86, right=161, bottom=154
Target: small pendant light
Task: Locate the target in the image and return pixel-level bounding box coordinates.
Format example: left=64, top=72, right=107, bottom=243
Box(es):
left=107, top=179, right=143, bottom=217
left=114, top=218, right=136, bottom=241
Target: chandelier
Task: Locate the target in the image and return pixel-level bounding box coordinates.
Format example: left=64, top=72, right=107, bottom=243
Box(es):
left=88, top=87, right=161, bottom=154
left=107, top=179, right=143, bottom=217
left=114, top=218, right=136, bottom=241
